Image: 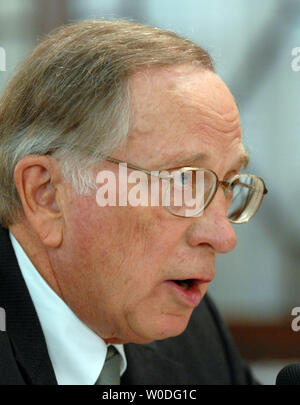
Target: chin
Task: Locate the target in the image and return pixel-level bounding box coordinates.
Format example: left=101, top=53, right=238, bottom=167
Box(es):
left=129, top=312, right=192, bottom=344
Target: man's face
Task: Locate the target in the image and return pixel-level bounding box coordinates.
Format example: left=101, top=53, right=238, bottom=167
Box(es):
left=51, top=66, right=245, bottom=344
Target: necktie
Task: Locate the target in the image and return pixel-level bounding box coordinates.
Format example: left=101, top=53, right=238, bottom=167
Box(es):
left=95, top=346, right=121, bottom=385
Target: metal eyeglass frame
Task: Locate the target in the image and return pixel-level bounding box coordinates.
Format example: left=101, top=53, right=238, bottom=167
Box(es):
left=102, top=156, right=268, bottom=223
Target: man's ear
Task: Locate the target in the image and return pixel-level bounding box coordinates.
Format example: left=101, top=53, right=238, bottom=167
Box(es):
left=14, top=155, right=63, bottom=248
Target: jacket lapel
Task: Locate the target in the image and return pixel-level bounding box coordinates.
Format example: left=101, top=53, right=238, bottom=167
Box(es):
left=122, top=341, right=186, bottom=385
left=0, top=226, right=57, bottom=385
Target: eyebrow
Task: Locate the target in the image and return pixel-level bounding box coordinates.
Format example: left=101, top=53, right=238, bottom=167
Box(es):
left=158, top=153, right=209, bottom=170
left=158, top=150, right=250, bottom=171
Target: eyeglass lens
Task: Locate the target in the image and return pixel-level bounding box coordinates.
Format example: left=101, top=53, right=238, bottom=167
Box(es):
left=164, top=169, right=264, bottom=223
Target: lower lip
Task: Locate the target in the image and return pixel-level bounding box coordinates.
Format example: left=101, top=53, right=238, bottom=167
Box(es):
left=164, top=280, right=203, bottom=307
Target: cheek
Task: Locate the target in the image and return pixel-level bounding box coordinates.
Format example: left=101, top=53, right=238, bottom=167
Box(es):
left=64, top=186, right=187, bottom=265
left=116, top=212, right=179, bottom=283
left=64, top=197, right=107, bottom=255
left=59, top=195, right=196, bottom=342
left=94, top=207, right=187, bottom=299
left=63, top=194, right=188, bottom=295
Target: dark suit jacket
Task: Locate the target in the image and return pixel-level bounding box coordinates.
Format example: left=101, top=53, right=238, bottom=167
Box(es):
left=0, top=226, right=257, bottom=385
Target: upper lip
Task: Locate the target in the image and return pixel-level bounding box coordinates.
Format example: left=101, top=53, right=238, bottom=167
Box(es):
left=169, top=277, right=213, bottom=283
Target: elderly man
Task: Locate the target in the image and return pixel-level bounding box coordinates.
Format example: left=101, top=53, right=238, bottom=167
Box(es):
left=0, top=20, right=266, bottom=385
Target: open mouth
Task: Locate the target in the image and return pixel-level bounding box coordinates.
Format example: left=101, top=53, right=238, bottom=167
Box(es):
left=173, top=279, right=196, bottom=291
left=165, top=278, right=203, bottom=307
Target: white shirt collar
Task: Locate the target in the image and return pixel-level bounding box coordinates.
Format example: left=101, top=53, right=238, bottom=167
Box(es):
left=9, top=232, right=127, bottom=385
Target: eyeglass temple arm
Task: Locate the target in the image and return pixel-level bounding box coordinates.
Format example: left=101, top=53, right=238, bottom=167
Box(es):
left=103, top=156, right=173, bottom=178
left=238, top=180, right=268, bottom=194
left=221, top=179, right=268, bottom=194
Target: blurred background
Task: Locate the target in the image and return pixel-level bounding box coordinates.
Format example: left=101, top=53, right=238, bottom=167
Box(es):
left=0, top=0, right=299, bottom=385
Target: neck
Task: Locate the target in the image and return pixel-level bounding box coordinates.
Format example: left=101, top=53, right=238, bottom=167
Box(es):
left=9, top=220, right=65, bottom=300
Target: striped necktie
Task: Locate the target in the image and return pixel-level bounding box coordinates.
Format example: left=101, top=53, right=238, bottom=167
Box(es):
left=95, top=346, right=121, bottom=385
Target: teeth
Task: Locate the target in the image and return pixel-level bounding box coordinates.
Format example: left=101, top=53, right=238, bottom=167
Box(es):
left=174, top=280, right=193, bottom=290
left=180, top=282, right=190, bottom=290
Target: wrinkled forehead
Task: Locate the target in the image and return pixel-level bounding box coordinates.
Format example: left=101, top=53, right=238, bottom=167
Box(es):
left=124, top=65, right=244, bottom=169
left=130, top=65, right=239, bottom=126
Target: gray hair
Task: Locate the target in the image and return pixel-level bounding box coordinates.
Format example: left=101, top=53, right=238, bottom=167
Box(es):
left=0, top=19, right=214, bottom=227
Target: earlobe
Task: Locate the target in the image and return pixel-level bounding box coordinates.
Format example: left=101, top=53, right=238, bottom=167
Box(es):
left=38, top=222, right=63, bottom=249
left=14, top=155, right=63, bottom=248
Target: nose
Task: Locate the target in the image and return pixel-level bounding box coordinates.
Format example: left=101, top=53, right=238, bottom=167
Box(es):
left=186, top=188, right=237, bottom=253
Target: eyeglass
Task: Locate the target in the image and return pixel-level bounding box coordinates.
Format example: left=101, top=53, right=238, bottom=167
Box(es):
left=102, top=156, right=268, bottom=224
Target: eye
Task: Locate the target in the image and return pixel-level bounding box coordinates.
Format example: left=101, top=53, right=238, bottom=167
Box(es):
left=173, top=171, right=192, bottom=188
left=181, top=172, right=190, bottom=185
